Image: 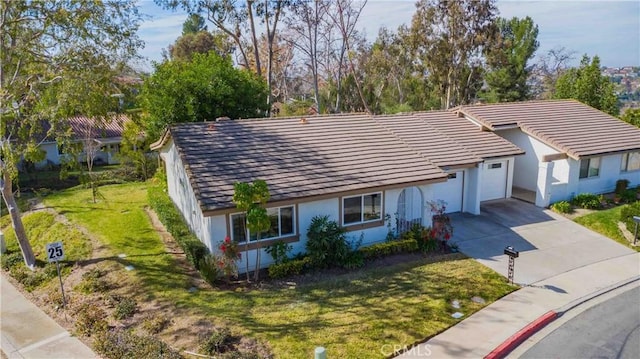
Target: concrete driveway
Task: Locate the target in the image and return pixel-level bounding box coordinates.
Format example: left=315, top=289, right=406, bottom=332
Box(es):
left=450, top=199, right=635, bottom=285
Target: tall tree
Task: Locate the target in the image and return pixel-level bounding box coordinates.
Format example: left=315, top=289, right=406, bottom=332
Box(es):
left=530, top=46, right=576, bottom=99
left=553, top=55, right=619, bottom=116
left=0, top=0, right=142, bottom=269
left=285, top=0, right=329, bottom=113
left=326, top=0, right=368, bottom=113
left=141, top=52, right=269, bottom=140
left=168, top=30, right=235, bottom=61
left=182, top=13, right=207, bottom=34
left=155, top=1, right=289, bottom=114
left=408, top=0, right=498, bottom=109
left=482, top=16, right=539, bottom=102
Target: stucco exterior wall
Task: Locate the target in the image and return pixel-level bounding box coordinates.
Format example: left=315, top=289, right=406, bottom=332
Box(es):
left=161, top=141, right=210, bottom=250
left=576, top=154, right=640, bottom=196
left=499, top=129, right=564, bottom=191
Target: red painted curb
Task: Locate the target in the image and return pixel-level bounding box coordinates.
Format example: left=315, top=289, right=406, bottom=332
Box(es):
left=484, top=310, right=558, bottom=359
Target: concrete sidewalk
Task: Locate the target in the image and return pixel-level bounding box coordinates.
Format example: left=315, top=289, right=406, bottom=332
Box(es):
left=0, top=274, right=97, bottom=359
left=397, top=251, right=640, bottom=358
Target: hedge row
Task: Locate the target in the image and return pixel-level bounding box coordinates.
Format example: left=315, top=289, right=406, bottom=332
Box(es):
left=147, top=185, right=208, bottom=270
left=267, top=239, right=419, bottom=279
left=358, top=238, right=419, bottom=260
left=268, top=257, right=313, bottom=279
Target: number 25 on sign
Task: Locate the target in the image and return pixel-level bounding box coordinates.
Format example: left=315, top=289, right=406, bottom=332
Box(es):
left=46, top=242, right=65, bottom=262
left=46, top=242, right=67, bottom=309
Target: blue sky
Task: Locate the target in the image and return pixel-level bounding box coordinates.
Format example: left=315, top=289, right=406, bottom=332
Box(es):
left=136, top=0, right=640, bottom=71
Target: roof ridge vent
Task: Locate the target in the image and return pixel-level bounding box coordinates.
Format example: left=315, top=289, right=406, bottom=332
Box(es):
left=216, top=116, right=231, bottom=122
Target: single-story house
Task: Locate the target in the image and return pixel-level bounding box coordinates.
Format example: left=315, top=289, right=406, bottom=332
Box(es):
left=454, top=100, right=640, bottom=207
left=35, top=115, right=128, bottom=168
left=151, top=110, right=523, bottom=271
left=151, top=100, right=640, bottom=271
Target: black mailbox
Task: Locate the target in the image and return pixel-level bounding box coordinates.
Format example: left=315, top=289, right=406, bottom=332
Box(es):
left=504, top=246, right=519, bottom=258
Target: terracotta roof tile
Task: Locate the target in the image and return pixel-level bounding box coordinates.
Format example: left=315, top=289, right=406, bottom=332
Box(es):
left=163, top=111, right=523, bottom=213
left=456, top=100, right=640, bottom=159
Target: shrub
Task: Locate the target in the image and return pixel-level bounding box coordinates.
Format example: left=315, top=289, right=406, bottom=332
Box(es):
left=113, top=296, right=137, bottom=320
left=268, top=257, right=313, bottom=279
left=571, top=193, right=602, bottom=209
left=358, top=239, right=419, bottom=260
left=93, top=328, right=183, bottom=359
left=75, top=302, right=108, bottom=337
left=148, top=182, right=209, bottom=270
left=141, top=315, right=170, bottom=335
left=305, top=215, right=349, bottom=268
left=551, top=201, right=572, bottom=214
left=75, top=268, right=109, bottom=293
left=616, top=179, right=630, bottom=195
left=621, top=189, right=638, bottom=203
left=342, top=250, right=364, bottom=270
left=1, top=251, right=24, bottom=270
left=621, top=201, right=640, bottom=233
left=199, top=254, right=223, bottom=284
left=200, top=328, right=235, bottom=355
left=265, top=240, right=292, bottom=265
left=219, top=236, right=241, bottom=280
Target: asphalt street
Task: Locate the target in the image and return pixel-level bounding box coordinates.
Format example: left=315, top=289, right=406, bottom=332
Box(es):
left=520, top=286, right=640, bottom=359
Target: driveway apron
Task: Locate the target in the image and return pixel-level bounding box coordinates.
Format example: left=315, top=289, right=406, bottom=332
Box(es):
left=450, top=199, right=635, bottom=285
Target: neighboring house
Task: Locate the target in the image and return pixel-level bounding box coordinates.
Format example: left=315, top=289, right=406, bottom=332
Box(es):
left=151, top=111, right=523, bottom=270
left=455, top=100, right=640, bottom=207
left=36, top=115, right=129, bottom=168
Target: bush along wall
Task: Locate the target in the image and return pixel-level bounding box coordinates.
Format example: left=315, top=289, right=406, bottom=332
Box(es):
left=147, top=178, right=208, bottom=271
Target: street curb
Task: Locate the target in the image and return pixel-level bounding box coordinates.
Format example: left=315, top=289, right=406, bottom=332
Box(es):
left=484, top=275, right=640, bottom=359
left=555, top=275, right=640, bottom=316
left=484, top=311, right=557, bottom=359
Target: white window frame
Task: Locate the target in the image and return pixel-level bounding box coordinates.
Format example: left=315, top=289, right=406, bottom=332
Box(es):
left=342, top=192, right=383, bottom=225
left=579, top=157, right=601, bottom=179
left=621, top=152, right=640, bottom=172
left=230, top=205, right=296, bottom=243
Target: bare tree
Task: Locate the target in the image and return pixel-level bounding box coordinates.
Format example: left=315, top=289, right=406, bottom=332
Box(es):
left=530, top=46, right=576, bottom=99
left=325, top=0, right=368, bottom=113
left=284, top=0, right=329, bottom=113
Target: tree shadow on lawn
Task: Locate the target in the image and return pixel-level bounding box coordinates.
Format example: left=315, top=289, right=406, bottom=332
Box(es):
left=185, top=254, right=510, bottom=356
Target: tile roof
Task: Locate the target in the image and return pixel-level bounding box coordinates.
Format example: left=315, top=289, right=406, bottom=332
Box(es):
left=456, top=100, right=640, bottom=159
left=67, top=115, right=127, bottom=140
left=155, top=111, right=523, bottom=213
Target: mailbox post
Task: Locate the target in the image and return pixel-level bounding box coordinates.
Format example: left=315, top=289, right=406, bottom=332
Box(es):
left=504, top=246, right=519, bottom=284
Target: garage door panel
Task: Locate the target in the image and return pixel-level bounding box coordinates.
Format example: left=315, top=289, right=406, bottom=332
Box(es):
left=481, top=161, right=507, bottom=201
left=432, top=171, right=463, bottom=213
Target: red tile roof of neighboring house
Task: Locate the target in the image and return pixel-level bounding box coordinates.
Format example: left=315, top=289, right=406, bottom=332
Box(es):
left=455, top=100, right=640, bottom=159
left=152, top=111, right=523, bottom=213
left=68, top=115, right=128, bottom=140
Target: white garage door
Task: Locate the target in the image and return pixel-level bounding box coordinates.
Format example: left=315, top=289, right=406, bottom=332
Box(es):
left=432, top=171, right=463, bottom=213
left=481, top=161, right=508, bottom=201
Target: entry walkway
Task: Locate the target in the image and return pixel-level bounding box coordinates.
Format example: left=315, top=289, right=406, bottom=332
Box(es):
left=0, top=274, right=97, bottom=358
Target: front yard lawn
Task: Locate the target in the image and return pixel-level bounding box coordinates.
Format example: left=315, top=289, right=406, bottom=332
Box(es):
left=574, top=204, right=640, bottom=252
left=39, top=182, right=515, bottom=358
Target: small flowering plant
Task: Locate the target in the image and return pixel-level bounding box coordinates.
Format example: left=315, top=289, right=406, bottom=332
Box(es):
left=426, top=199, right=453, bottom=245
left=218, top=236, right=241, bottom=281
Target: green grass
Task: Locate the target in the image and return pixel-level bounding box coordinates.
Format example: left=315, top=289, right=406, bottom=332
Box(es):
left=1, top=211, right=92, bottom=290
left=42, top=182, right=190, bottom=296
left=574, top=204, right=640, bottom=252
left=40, top=182, right=515, bottom=358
